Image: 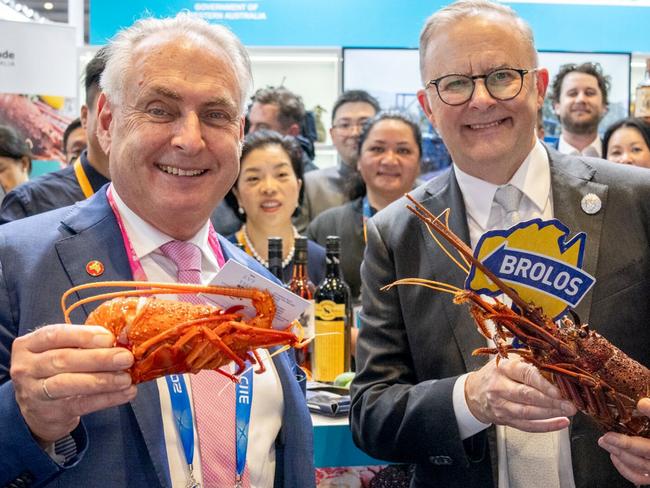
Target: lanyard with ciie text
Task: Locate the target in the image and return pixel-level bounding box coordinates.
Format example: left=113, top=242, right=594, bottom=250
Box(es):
left=106, top=184, right=252, bottom=487
left=165, top=368, right=254, bottom=488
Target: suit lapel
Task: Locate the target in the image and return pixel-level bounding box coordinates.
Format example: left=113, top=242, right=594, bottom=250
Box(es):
left=548, top=150, right=607, bottom=321
left=420, top=171, right=488, bottom=373
left=55, top=192, right=170, bottom=488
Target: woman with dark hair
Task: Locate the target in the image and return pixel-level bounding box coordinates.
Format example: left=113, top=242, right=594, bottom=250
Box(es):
left=0, top=125, right=31, bottom=195
left=225, top=129, right=325, bottom=284
left=307, top=111, right=422, bottom=300
left=603, top=117, right=650, bottom=168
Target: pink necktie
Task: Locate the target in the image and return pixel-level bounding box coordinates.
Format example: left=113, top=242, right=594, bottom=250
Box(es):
left=160, top=240, right=250, bottom=487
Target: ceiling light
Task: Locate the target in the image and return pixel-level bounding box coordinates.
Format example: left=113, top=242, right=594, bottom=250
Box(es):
left=43, top=2, right=53, bottom=9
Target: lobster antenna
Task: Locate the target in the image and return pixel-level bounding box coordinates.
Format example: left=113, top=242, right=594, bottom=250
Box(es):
left=382, top=278, right=461, bottom=295
left=421, top=208, right=470, bottom=273
left=405, top=194, right=530, bottom=313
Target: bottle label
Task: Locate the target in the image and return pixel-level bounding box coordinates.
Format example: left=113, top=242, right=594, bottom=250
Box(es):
left=314, top=300, right=345, bottom=321
left=636, top=86, right=650, bottom=118
left=313, top=300, right=346, bottom=382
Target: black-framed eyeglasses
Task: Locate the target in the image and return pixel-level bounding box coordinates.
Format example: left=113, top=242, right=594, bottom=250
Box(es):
left=425, top=68, right=536, bottom=106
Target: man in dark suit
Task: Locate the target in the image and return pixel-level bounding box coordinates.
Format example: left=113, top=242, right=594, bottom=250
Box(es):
left=0, top=13, right=314, bottom=487
left=350, top=1, right=650, bottom=487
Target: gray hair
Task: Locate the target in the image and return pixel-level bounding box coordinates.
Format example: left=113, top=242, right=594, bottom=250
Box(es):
left=419, top=0, right=538, bottom=84
left=100, top=13, right=253, bottom=112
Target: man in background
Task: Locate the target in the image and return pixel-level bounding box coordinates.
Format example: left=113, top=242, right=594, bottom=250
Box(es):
left=551, top=62, right=610, bottom=157
left=0, top=48, right=110, bottom=224
left=302, top=90, right=380, bottom=222
left=62, top=118, right=87, bottom=165
left=248, top=85, right=317, bottom=172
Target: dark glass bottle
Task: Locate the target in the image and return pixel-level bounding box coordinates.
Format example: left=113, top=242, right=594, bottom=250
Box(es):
left=313, top=235, right=352, bottom=382
left=267, top=236, right=283, bottom=282
left=288, top=236, right=315, bottom=373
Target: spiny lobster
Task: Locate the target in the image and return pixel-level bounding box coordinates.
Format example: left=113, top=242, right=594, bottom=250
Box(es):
left=383, top=194, right=650, bottom=437
left=61, top=281, right=306, bottom=383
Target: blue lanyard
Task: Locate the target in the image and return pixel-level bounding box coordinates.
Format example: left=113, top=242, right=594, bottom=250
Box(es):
left=165, top=375, right=195, bottom=473
left=166, top=367, right=254, bottom=485
left=235, top=365, right=254, bottom=484
left=362, top=196, right=375, bottom=244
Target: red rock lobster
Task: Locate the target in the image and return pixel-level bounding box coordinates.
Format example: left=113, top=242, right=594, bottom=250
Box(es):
left=61, top=281, right=307, bottom=383
left=384, top=195, right=650, bottom=437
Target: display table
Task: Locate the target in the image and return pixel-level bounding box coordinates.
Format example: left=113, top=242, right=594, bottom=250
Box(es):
left=312, top=413, right=413, bottom=486
left=312, top=413, right=384, bottom=468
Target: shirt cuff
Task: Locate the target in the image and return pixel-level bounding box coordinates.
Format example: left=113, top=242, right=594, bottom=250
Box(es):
left=452, top=373, right=491, bottom=440
left=44, top=434, right=77, bottom=466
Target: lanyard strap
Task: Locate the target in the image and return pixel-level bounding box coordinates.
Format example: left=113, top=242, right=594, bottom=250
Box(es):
left=362, top=196, right=374, bottom=244
left=235, top=366, right=254, bottom=482
left=165, top=375, right=195, bottom=467
left=73, top=158, right=94, bottom=199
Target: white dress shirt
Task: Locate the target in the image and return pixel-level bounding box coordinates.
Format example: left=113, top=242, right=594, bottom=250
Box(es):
left=111, top=188, right=283, bottom=488
left=557, top=134, right=602, bottom=158
left=449, top=141, right=575, bottom=487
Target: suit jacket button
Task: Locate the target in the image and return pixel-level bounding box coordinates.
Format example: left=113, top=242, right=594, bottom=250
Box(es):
left=429, top=455, right=453, bottom=465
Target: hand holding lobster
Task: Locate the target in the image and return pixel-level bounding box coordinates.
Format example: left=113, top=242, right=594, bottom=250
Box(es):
left=9, top=324, right=136, bottom=445
left=465, top=355, right=576, bottom=432
left=599, top=398, right=650, bottom=486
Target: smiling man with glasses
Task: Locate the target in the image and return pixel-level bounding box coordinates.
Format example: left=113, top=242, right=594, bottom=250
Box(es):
left=302, top=90, right=380, bottom=221
left=350, top=1, right=650, bottom=487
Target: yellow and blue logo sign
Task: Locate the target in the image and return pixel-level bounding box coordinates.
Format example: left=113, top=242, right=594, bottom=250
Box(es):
left=467, top=219, right=595, bottom=321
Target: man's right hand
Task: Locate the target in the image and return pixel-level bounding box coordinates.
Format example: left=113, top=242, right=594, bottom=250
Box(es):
left=465, top=355, right=576, bottom=432
left=10, top=324, right=137, bottom=445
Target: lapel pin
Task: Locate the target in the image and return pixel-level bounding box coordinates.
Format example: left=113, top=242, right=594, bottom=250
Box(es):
left=581, top=193, right=602, bottom=215
left=85, top=260, right=105, bottom=277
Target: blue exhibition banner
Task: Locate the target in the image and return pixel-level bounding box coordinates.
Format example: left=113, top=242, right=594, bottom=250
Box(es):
left=89, top=0, right=650, bottom=53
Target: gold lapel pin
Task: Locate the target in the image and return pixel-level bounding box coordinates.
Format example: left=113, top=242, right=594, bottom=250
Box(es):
left=85, top=260, right=105, bottom=277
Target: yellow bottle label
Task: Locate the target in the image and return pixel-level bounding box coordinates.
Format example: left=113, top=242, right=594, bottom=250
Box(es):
left=313, top=300, right=346, bottom=382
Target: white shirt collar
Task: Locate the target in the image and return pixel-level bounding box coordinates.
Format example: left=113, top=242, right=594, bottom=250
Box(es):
left=110, top=184, right=213, bottom=264
left=557, top=134, right=602, bottom=157
left=453, top=139, right=551, bottom=231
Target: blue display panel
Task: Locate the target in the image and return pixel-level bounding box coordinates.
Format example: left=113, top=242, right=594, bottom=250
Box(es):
left=90, top=0, right=650, bottom=53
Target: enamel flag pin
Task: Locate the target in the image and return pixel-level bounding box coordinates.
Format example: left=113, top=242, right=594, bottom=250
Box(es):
left=467, top=219, right=595, bottom=321
left=85, top=260, right=105, bottom=277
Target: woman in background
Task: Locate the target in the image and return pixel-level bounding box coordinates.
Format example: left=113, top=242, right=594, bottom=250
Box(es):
left=0, top=125, right=32, bottom=197
left=307, top=111, right=421, bottom=301
left=602, top=117, right=650, bottom=168
left=225, top=130, right=325, bottom=284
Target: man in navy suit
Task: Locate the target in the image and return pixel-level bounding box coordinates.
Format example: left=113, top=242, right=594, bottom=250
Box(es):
left=0, top=13, right=314, bottom=487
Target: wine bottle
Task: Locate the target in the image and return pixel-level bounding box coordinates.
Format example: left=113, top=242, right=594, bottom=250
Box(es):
left=267, top=236, right=283, bottom=282
left=313, top=235, right=352, bottom=382
left=635, top=59, right=650, bottom=123
left=288, top=236, right=315, bottom=372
